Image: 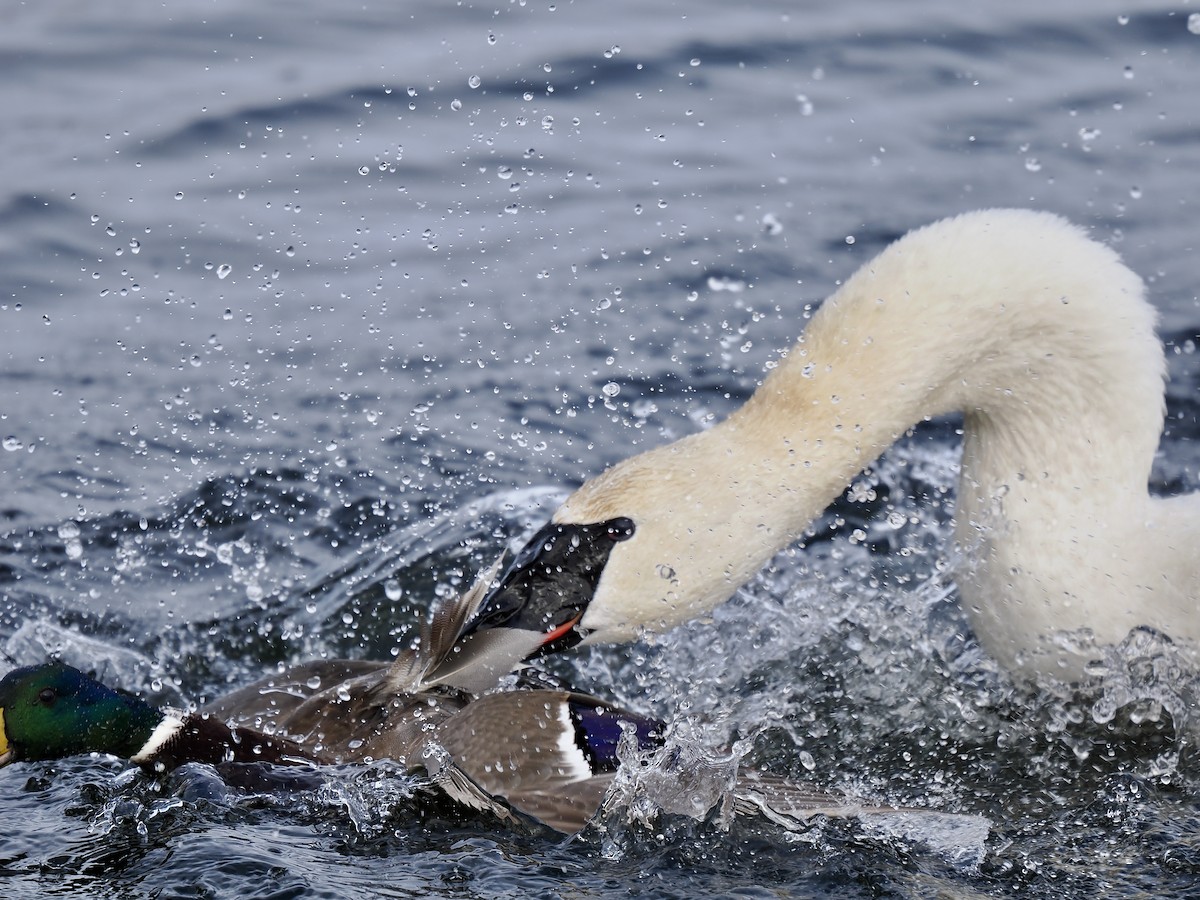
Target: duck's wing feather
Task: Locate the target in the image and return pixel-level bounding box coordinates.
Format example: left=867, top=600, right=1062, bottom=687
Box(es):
left=432, top=689, right=659, bottom=834
left=430, top=761, right=607, bottom=835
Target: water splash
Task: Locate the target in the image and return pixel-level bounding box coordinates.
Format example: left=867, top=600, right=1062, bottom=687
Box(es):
left=604, top=716, right=748, bottom=830
left=1087, top=627, right=1198, bottom=776
left=4, top=618, right=184, bottom=707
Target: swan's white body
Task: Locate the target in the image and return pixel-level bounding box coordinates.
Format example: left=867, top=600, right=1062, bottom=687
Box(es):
left=556, top=209, right=1200, bottom=683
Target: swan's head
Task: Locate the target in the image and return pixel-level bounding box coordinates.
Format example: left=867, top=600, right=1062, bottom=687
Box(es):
left=453, top=514, right=636, bottom=659
left=462, top=433, right=790, bottom=656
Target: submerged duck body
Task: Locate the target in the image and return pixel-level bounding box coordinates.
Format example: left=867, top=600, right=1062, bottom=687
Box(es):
left=0, top=658, right=658, bottom=833
left=0, top=575, right=884, bottom=834
left=465, top=210, right=1200, bottom=684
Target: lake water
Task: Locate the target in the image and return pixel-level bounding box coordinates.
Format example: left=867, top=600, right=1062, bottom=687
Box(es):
left=3, top=1, right=1200, bottom=897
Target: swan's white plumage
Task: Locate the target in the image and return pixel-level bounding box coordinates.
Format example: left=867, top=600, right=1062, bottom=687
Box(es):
left=555, top=209, right=1200, bottom=682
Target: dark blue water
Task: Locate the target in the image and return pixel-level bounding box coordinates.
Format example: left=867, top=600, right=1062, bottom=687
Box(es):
left=3, top=1, right=1200, bottom=896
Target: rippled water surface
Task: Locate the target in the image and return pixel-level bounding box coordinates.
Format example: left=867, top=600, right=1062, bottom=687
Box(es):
left=3, top=1, right=1200, bottom=897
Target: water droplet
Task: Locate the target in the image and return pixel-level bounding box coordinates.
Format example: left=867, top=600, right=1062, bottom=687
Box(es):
left=631, top=399, right=658, bottom=418
left=656, top=564, right=676, bottom=581
left=358, top=165, right=370, bottom=175
left=384, top=579, right=402, bottom=601
left=1190, top=13, right=1200, bottom=34
left=1024, top=157, right=1042, bottom=172
left=306, top=676, right=322, bottom=690
left=844, top=235, right=855, bottom=245
left=174, top=192, right=184, bottom=200
left=468, top=75, right=481, bottom=89
left=2, top=436, right=22, bottom=452
left=216, top=264, right=232, bottom=280
left=451, top=98, right=463, bottom=111
left=706, top=275, right=746, bottom=293
left=601, top=381, right=620, bottom=398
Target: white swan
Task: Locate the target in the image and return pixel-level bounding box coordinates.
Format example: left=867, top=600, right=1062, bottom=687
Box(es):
left=464, top=209, right=1200, bottom=684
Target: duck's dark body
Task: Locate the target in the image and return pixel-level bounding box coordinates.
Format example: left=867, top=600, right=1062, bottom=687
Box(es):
left=1, top=569, right=930, bottom=836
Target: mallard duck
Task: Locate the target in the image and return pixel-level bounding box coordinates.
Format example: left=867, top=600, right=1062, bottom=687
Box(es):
left=0, top=572, right=893, bottom=834
left=456, top=210, right=1200, bottom=685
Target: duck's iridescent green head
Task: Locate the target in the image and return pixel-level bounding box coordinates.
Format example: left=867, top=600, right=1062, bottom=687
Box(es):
left=0, top=662, right=160, bottom=766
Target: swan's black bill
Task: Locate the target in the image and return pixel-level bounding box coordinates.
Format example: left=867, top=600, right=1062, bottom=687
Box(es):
left=461, top=517, right=635, bottom=658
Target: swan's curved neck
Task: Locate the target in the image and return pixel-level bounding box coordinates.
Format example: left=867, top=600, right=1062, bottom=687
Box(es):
left=565, top=211, right=1177, bottom=679
left=735, top=233, right=1163, bottom=542
left=718, top=215, right=1166, bottom=673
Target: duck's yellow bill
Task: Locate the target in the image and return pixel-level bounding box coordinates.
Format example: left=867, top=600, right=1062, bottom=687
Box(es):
left=0, top=708, right=11, bottom=766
